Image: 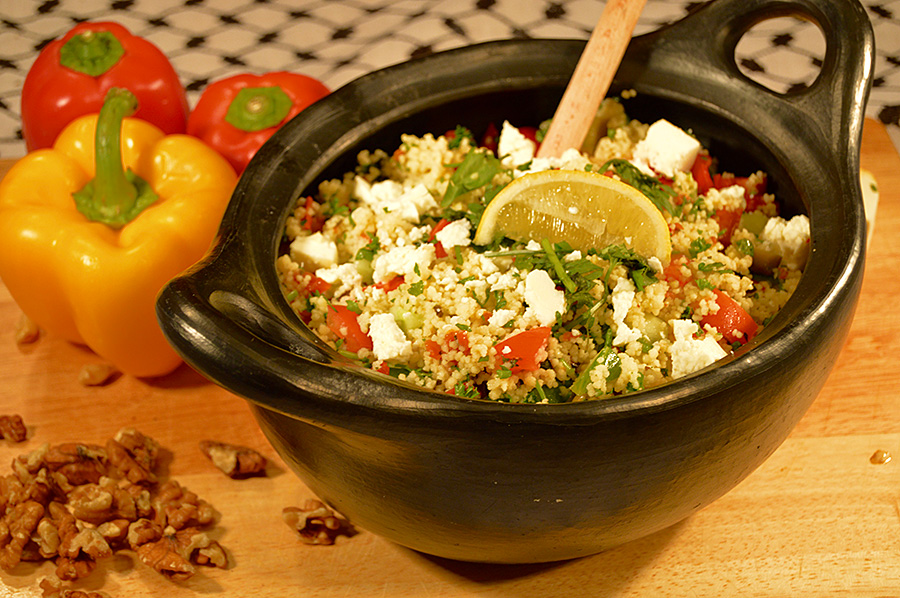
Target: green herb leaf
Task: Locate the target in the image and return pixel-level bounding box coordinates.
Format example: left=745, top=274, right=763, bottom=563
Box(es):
left=598, top=158, right=677, bottom=215
left=442, top=149, right=505, bottom=208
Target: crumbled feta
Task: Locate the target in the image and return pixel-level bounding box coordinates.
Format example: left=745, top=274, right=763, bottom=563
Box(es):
left=524, top=148, right=590, bottom=177
left=611, top=278, right=641, bottom=346
left=525, top=239, right=543, bottom=251
left=369, top=313, right=412, bottom=361
left=648, top=256, right=664, bottom=273
left=631, top=119, right=701, bottom=178
left=497, top=121, right=536, bottom=169
left=524, top=270, right=565, bottom=326
left=669, top=319, right=727, bottom=379
left=488, top=309, right=516, bottom=328
left=372, top=244, right=436, bottom=283
left=315, top=263, right=362, bottom=299
left=760, top=214, right=811, bottom=269
left=434, top=219, right=472, bottom=249
left=488, top=271, right=518, bottom=291
left=289, top=232, right=338, bottom=270
left=564, top=250, right=583, bottom=262
left=354, top=177, right=436, bottom=223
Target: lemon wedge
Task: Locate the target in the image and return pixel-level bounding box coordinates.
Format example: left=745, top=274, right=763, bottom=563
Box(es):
left=473, top=169, right=671, bottom=264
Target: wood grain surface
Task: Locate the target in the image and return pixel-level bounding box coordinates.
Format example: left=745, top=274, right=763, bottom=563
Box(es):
left=1, top=120, right=899, bottom=597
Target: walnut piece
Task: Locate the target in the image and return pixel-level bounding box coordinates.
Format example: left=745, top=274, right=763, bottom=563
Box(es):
left=135, top=534, right=196, bottom=581
left=77, top=364, right=118, bottom=386
left=15, top=313, right=40, bottom=344
left=106, top=438, right=157, bottom=485
left=0, top=414, right=27, bottom=442
left=39, top=576, right=111, bottom=598
left=0, top=500, right=44, bottom=569
left=282, top=499, right=354, bottom=545
left=199, top=440, right=267, bottom=478
left=114, top=427, right=159, bottom=472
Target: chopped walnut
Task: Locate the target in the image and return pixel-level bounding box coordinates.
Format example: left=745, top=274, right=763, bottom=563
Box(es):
left=113, top=427, right=159, bottom=472
left=93, top=519, right=128, bottom=550
left=39, top=576, right=112, bottom=598
left=59, top=528, right=113, bottom=562
left=15, top=313, right=40, bottom=344
left=135, top=535, right=196, bottom=581
left=66, top=483, right=115, bottom=525
left=126, top=518, right=163, bottom=550
left=0, top=414, right=27, bottom=442
left=77, top=364, right=118, bottom=386
left=282, top=499, right=354, bottom=545
left=0, top=500, right=44, bottom=569
left=55, top=555, right=97, bottom=581
left=106, top=438, right=157, bottom=485
left=199, top=440, right=267, bottom=478
left=38, top=443, right=108, bottom=486
left=153, top=480, right=216, bottom=531
left=0, top=429, right=228, bottom=591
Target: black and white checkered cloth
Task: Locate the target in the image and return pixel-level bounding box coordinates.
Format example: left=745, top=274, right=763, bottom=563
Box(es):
left=1, top=0, right=898, bottom=158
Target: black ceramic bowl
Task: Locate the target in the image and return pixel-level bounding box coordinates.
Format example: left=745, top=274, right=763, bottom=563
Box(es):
left=157, top=0, right=873, bottom=563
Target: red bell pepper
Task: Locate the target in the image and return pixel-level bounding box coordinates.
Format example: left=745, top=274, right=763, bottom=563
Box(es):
left=21, top=21, right=188, bottom=151
left=701, top=290, right=758, bottom=344
left=325, top=304, right=372, bottom=353
left=187, top=72, right=330, bottom=174
left=495, top=327, right=551, bottom=373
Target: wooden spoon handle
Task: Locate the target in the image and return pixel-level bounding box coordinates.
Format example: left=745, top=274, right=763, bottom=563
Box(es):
left=537, top=0, right=647, bottom=158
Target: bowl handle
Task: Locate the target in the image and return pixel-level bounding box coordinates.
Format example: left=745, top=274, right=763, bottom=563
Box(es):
left=627, top=0, right=874, bottom=167
left=157, top=261, right=336, bottom=375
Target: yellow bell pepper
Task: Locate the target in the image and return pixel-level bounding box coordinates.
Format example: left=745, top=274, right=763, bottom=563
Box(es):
left=0, top=88, right=237, bottom=377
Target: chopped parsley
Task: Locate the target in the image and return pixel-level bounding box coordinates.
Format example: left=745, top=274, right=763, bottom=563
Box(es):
left=598, top=158, right=677, bottom=215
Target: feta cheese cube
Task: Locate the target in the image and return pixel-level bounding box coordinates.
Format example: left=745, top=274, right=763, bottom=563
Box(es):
left=760, top=214, right=811, bottom=269
left=524, top=269, right=565, bottom=326
left=497, top=121, right=536, bottom=169
left=488, top=309, right=517, bottom=328
left=354, top=177, right=436, bottom=223
left=631, top=119, right=701, bottom=178
left=369, top=313, right=412, bottom=361
left=611, top=278, right=641, bottom=346
left=669, top=319, right=727, bottom=379
left=289, top=232, right=338, bottom=270
left=434, top=219, right=471, bottom=249
left=315, top=263, right=362, bottom=299
left=372, top=244, right=436, bottom=283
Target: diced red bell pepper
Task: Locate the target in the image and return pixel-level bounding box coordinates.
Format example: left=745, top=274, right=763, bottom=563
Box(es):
left=300, top=196, right=325, bottom=232
left=701, top=290, right=758, bottom=344
left=691, top=155, right=714, bottom=195
left=325, top=305, right=372, bottom=353
left=714, top=208, right=743, bottom=245
left=428, top=218, right=451, bottom=258
left=425, top=339, right=442, bottom=360
left=480, top=122, right=499, bottom=153
left=375, top=276, right=404, bottom=292
left=494, top=327, right=551, bottom=373
left=662, top=255, right=692, bottom=287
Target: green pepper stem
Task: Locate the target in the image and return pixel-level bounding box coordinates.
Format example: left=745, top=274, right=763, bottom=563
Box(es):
left=59, top=30, right=125, bottom=77
left=72, top=87, right=159, bottom=228
left=95, top=88, right=138, bottom=215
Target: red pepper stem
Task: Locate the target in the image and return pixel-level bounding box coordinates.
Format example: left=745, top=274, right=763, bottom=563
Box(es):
left=94, top=88, right=138, bottom=214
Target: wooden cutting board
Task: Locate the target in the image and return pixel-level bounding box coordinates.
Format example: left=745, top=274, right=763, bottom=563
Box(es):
left=2, top=119, right=900, bottom=597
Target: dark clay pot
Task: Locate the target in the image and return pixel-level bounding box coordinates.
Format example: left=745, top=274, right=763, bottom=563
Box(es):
left=157, top=0, right=873, bottom=563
